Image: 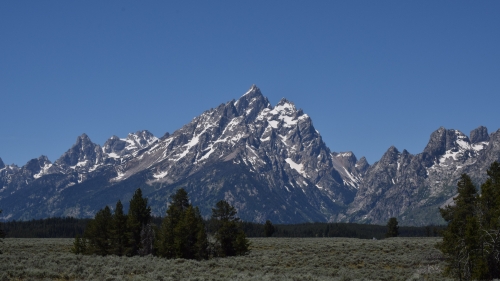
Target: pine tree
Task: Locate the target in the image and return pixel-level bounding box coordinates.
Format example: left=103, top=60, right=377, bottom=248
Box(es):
left=211, top=200, right=250, bottom=257
left=264, top=220, right=275, bottom=237
left=156, top=188, right=208, bottom=260
left=385, top=217, right=399, bottom=238
left=0, top=209, right=5, bottom=254
left=478, top=161, right=500, bottom=279
left=173, top=206, right=208, bottom=259
left=438, top=173, right=480, bottom=280
left=137, top=223, right=155, bottom=256
left=71, top=234, right=87, bottom=254
left=156, top=188, right=190, bottom=258
left=110, top=200, right=128, bottom=256
left=194, top=209, right=209, bottom=260
left=126, top=188, right=151, bottom=256
left=84, top=206, right=113, bottom=256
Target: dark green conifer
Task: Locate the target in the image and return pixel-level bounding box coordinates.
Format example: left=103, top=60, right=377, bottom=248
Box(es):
left=156, top=188, right=190, bottom=258
left=71, top=234, right=87, bottom=254
left=126, top=188, right=151, bottom=256
left=0, top=209, right=5, bottom=254
left=85, top=206, right=113, bottom=256
left=211, top=200, right=250, bottom=257
left=478, top=161, right=500, bottom=279
left=156, top=188, right=208, bottom=260
left=438, top=173, right=479, bottom=280
left=111, top=200, right=128, bottom=256
left=264, top=220, right=275, bottom=237
left=385, top=217, right=399, bottom=238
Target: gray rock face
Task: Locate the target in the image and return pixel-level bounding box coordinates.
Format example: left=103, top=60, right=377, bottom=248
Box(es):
left=470, top=126, right=489, bottom=144
left=0, top=85, right=499, bottom=225
left=343, top=126, right=499, bottom=225
left=54, top=134, right=105, bottom=172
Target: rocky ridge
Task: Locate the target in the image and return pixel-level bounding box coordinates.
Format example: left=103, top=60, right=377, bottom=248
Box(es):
left=0, top=86, right=499, bottom=225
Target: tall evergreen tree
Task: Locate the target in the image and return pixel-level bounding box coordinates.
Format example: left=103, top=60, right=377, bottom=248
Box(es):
left=264, top=220, right=275, bottom=237
left=138, top=223, right=155, bottom=256
left=111, top=200, right=128, bottom=256
left=0, top=209, right=5, bottom=254
left=71, top=234, right=87, bottom=254
left=478, top=161, right=500, bottom=279
left=127, top=188, right=151, bottom=256
left=438, top=173, right=481, bottom=280
left=385, top=217, right=399, bottom=238
left=156, top=188, right=208, bottom=260
left=156, top=188, right=190, bottom=258
left=211, top=200, right=250, bottom=257
left=174, top=206, right=208, bottom=259
left=84, top=206, right=113, bottom=256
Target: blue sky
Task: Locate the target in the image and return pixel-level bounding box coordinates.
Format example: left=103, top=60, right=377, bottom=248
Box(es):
left=1, top=1, right=499, bottom=166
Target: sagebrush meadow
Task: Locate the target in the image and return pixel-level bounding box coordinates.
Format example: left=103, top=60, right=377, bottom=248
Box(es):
left=0, top=237, right=448, bottom=281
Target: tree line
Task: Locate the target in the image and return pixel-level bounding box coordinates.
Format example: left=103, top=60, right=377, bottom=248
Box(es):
left=0, top=209, right=5, bottom=254
left=438, top=161, right=500, bottom=280
left=1, top=215, right=443, bottom=240
left=240, top=221, right=442, bottom=239
left=72, top=188, right=250, bottom=259
left=0, top=217, right=89, bottom=238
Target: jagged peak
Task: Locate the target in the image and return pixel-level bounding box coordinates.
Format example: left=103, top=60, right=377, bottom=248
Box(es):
left=128, top=130, right=154, bottom=137
left=37, top=155, right=51, bottom=162
left=0, top=157, right=4, bottom=169
left=277, top=97, right=294, bottom=106
left=356, top=156, right=369, bottom=166
left=242, top=84, right=259, bottom=95
left=470, top=126, right=489, bottom=144
left=388, top=145, right=399, bottom=152
left=235, top=85, right=271, bottom=117
left=75, top=133, right=92, bottom=144
left=271, top=98, right=297, bottom=115
left=78, top=133, right=90, bottom=139
left=424, top=126, right=471, bottom=157
left=380, top=146, right=400, bottom=163
left=401, top=149, right=411, bottom=156
left=241, top=84, right=263, bottom=99
left=355, top=156, right=370, bottom=172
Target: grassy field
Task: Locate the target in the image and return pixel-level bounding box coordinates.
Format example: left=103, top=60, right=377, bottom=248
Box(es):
left=0, top=237, right=450, bottom=281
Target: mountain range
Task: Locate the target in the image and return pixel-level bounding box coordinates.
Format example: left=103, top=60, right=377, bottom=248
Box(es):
left=1, top=85, right=498, bottom=226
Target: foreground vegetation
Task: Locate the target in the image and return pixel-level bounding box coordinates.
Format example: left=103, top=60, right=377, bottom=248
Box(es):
left=438, top=162, right=500, bottom=280
left=74, top=188, right=249, bottom=259
left=0, top=237, right=447, bottom=281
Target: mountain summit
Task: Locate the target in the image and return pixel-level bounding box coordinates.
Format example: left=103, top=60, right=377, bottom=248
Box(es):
left=1, top=86, right=499, bottom=225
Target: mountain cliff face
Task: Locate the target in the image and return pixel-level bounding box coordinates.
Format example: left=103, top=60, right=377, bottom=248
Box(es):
left=344, top=126, right=498, bottom=225
left=1, top=85, right=499, bottom=225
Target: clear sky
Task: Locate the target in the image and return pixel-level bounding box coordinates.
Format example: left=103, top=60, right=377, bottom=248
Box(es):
left=1, top=1, right=499, bottom=166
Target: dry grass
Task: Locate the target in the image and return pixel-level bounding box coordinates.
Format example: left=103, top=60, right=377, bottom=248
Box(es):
left=0, top=237, right=450, bottom=281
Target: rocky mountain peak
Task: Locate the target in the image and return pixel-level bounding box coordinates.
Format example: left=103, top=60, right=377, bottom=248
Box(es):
left=381, top=146, right=400, bottom=163
left=423, top=127, right=471, bottom=157
left=235, top=85, right=271, bottom=118
left=355, top=157, right=369, bottom=173
left=126, top=130, right=158, bottom=149
left=55, top=133, right=103, bottom=170
left=0, top=157, right=4, bottom=169
left=103, top=136, right=127, bottom=155
left=22, top=155, right=53, bottom=179
left=333, top=151, right=357, bottom=165
left=470, top=126, right=489, bottom=144
left=76, top=133, right=91, bottom=144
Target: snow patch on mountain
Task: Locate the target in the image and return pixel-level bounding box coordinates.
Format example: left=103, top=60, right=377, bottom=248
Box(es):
left=285, top=158, right=307, bottom=178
